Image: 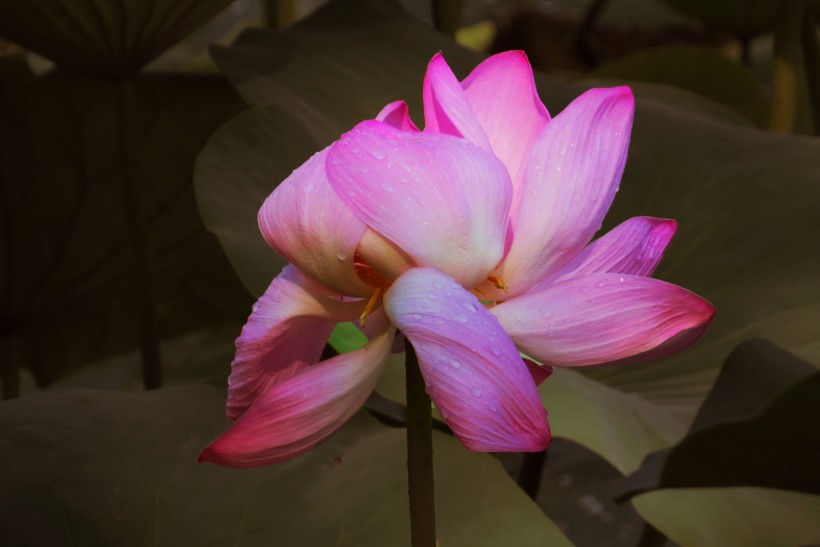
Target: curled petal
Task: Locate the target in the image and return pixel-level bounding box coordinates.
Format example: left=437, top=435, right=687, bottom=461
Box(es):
left=258, top=147, right=371, bottom=297
left=492, top=273, right=715, bottom=367
left=462, top=51, right=550, bottom=212
left=494, top=86, right=635, bottom=298
left=227, top=266, right=365, bottom=420
left=546, top=216, right=677, bottom=284
left=422, top=52, right=491, bottom=149
left=200, top=324, right=396, bottom=468
left=327, top=121, right=512, bottom=289
left=376, top=100, right=420, bottom=132
left=384, top=268, right=550, bottom=452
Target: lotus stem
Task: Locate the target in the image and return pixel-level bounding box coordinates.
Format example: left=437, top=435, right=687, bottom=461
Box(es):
left=801, top=3, right=820, bottom=135
left=118, top=81, right=162, bottom=390
left=769, top=0, right=805, bottom=133
left=265, top=0, right=297, bottom=29
left=431, top=0, right=464, bottom=38
left=517, top=449, right=548, bottom=499
left=1, top=335, right=19, bottom=399
left=405, top=340, right=436, bottom=546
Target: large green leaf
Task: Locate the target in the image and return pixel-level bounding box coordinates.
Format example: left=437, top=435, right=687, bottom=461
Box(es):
left=617, top=339, right=820, bottom=497
left=0, top=386, right=571, bottom=546
left=0, top=0, right=233, bottom=76
left=632, top=487, right=820, bottom=546
left=0, top=59, right=251, bottom=384
left=194, top=0, right=820, bottom=476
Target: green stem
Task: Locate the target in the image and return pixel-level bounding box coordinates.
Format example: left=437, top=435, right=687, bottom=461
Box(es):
left=264, top=0, right=297, bottom=29
left=517, top=449, right=548, bottom=499
left=801, top=3, right=820, bottom=135
left=1, top=335, right=19, bottom=399
left=118, top=81, right=161, bottom=390
left=431, top=0, right=465, bottom=38
left=769, top=0, right=805, bottom=133
left=405, top=341, right=436, bottom=546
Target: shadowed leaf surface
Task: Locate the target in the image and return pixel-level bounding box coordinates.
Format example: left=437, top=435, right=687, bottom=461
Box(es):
left=617, top=339, right=820, bottom=498
left=0, top=386, right=572, bottom=546
left=0, top=59, right=251, bottom=384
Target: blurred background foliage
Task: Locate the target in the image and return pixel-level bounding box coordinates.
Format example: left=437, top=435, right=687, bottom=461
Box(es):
left=1, top=0, right=819, bottom=546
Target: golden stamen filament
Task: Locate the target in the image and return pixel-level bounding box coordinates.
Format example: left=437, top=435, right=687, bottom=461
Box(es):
left=359, top=285, right=385, bottom=326
left=486, top=275, right=509, bottom=293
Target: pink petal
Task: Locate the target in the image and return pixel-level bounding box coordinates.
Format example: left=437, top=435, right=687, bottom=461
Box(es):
left=327, top=121, right=512, bottom=289
left=227, top=266, right=365, bottom=420
left=492, top=87, right=635, bottom=298
left=376, top=100, right=420, bottom=132
left=546, top=216, right=677, bottom=284
left=384, top=268, right=550, bottom=452
left=200, top=325, right=396, bottom=468
left=422, top=52, right=491, bottom=149
left=462, top=51, right=550, bottom=215
left=492, top=273, right=715, bottom=367
left=258, top=147, right=371, bottom=297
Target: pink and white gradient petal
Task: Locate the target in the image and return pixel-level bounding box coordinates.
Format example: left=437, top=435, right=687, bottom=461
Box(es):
left=200, top=324, right=396, bottom=468
left=422, top=52, right=491, bottom=149
left=492, top=87, right=635, bottom=298
left=384, top=268, right=550, bottom=453
left=462, top=51, right=550, bottom=214
left=258, top=148, right=371, bottom=297
left=226, top=266, right=365, bottom=420
left=327, top=121, right=512, bottom=289
left=492, top=273, right=715, bottom=367
left=547, top=216, right=677, bottom=284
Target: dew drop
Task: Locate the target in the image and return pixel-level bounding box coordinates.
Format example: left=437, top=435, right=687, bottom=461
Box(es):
left=450, top=359, right=462, bottom=369
left=471, top=387, right=483, bottom=397
left=369, top=148, right=386, bottom=160
left=337, top=250, right=347, bottom=261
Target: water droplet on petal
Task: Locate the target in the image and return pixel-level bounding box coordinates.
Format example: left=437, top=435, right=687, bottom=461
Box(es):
left=369, top=148, right=386, bottom=160
left=337, top=250, right=347, bottom=261
left=471, top=387, right=483, bottom=397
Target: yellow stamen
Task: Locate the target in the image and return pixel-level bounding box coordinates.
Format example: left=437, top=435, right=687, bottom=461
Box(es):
left=486, top=275, right=509, bottom=294
left=359, top=286, right=385, bottom=326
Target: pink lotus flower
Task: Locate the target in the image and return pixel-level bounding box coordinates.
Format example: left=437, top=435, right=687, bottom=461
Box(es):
left=199, top=51, right=715, bottom=468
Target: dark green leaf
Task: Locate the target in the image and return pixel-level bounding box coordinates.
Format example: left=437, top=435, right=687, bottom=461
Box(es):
left=0, top=386, right=572, bottom=546
left=593, top=44, right=766, bottom=125
left=617, top=339, right=820, bottom=499
left=0, top=0, right=233, bottom=76
left=659, top=0, right=779, bottom=38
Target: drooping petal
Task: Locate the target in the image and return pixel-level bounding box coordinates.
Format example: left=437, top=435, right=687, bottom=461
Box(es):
left=227, top=266, right=365, bottom=420
left=492, top=86, right=635, bottom=298
left=200, top=324, right=396, bottom=468
left=422, top=52, right=491, bottom=149
left=492, top=273, right=715, bottom=367
left=544, top=216, right=677, bottom=284
left=384, top=268, right=550, bottom=452
left=327, top=121, right=512, bottom=289
left=376, top=100, right=420, bottom=132
left=258, top=147, right=371, bottom=297
left=462, top=51, right=550, bottom=213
